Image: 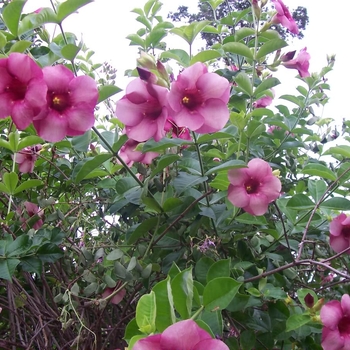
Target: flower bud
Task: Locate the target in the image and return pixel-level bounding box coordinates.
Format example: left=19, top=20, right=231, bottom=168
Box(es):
left=312, top=298, right=325, bottom=312
left=304, top=293, right=314, bottom=308
left=137, top=51, right=157, bottom=70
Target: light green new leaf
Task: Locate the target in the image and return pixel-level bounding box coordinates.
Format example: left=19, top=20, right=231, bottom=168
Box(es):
left=235, top=72, right=253, bottom=96
left=171, top=267, right=193, bottom=319
left=8, top=40, right=32, bottom=53
left=3, top=172, right=18, bottom=195
left=56, top=0, right=94, bottom=23
left=61, top=44, right=81, bottom=61
left=302, top=163, right=337, bottom=181
left=136, top=291, right=157, bottom=334
left=170, top=20, right=210, bottom=46
left=18, top=8, right=58, bottom=36
left=2, top=0, right=26, bottom=36
left=17, top=136, right=43, bottom=151
left=160, top=49, right=190, bottom=67
left=203, top=277, right=242, bottom=311
left=323, top=145, right=350, bottom=158
left=256, top=38, right=288, bottom=59
left=190, top=49, right=222, bottom=65
left=286, top=313, right=311, bottom=332
left=223, top=42, right=253, bottom=60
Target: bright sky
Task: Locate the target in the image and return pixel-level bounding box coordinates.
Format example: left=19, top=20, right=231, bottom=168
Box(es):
left=23, top=1, right=348, bottom=129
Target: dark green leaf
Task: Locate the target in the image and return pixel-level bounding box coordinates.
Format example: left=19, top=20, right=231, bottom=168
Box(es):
left=0, top=258, right=20, bottom=281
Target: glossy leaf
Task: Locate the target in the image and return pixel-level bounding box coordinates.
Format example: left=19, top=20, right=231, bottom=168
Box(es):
left=135, top=291, right=156, bottom=334
left=256, top=38, right=288, bottom=59
left=0, top=258, right=21, bottom=281
left=223, top=42, right=253, bottom=59
left=98, top=85, right=122, bottom=104
left=286, top=313, right=311, bottom=332
left=190, top=49, right=222, bottom=64
left=56, top=0, right=94, bottom=23
left=170, top=20, right=210, bottom=46
left=2, top=0, right=26, bottom=36
left=302, top=163, right=337, bottom=181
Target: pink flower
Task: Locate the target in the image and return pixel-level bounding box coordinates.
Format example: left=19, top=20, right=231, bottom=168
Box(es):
left=118, top=139, right=158, bottom=166
left=227, top=158, right=281, bottom=216
left=267, top=125, right=282, bottom=134
left=320, top=294, right=350, bottom=350
left=101, top=285, right=126, bottom=305
left=253, top=90, right=274, bottom=108
left=168, top=62, right=230, bottom=134
left=271, top=0, right=299, bottom=34
left=15, top=145, right=42, bottom=173
left=329, top=213, right=350, bottom=254
left=115, top=78, right=169, bottom=142
left=0, top=53, right=47, bottom=129
left=33, top=65, right=98, bottom=142
left=20, top=202, right=44, bottom=230
left=133, top=319, right=229, bottom=350
left=164, top=118, right=191, bottom=141
left=282, top=47, right=310, bottom=78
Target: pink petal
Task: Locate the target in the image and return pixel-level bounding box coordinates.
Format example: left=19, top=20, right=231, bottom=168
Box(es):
left=25, top=78, right=48, bottom=112
left=0, top=66, right=13, bottom=91
left=196, top=73, right=230, bottom=102
left=160, top=320, right=211, bottom=350
left=259, top=176, right=282, bottom=202
left=43, top=65, right=74, bottom=92
left=330, top=213, right=347, bottom=237
left=341, top=294, right=350, bottom=316
left=8, top=53, right=42, bottom=83
left=246, top=159, right=272, bottom=179
left=330, top=234, right=350, bottom=254
left=65, top=105, right=95, bottom=133
left=172, top=108, right=204, bottom=132
left=133, top=334, right=162, bottom=350
left=24, top=202, right=39, bottom=215
left=321, top=327, right=344, bottom=350
left=0, top=93, right=12, bottom=119
left=33, top=110, right=68, bottom=142
left=11, top=101, right=36, bottom=130
left=244, top=193, right=270, bottom=216
left=18, top=159, right=35, bottom=173
left=194, top=99, right=229, bottom=133
left=177, top=62, right=208, bottom=90
left=228, top=167, right=249, bottom=186
left=69, top=75, right=98, bottom=107
left=193, top=339, right=229, bottom=350
left=321, top=301, right=343, bottom=330
left=228, top=184, right=250, bottom=208
left=115, top=96, right=145, bottom=126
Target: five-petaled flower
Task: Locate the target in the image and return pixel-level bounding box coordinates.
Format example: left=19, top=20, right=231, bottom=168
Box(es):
left=133, top=319, right=229, bottom=350
left=271, top=0, right=299, bottom=34
left=320, top=294, right=350, bottom=350
left=227, top=158, right=281, bottom=216
left=115, top=78, right=169, bottom=142
left=329, top=213, right=350, bottom=254
left=0, top=53, right=47, bottom=130
left=15, top=145, right=42, bottom=173
left=282, top=47, right=311, bottom=77
left=33, top=65, right=98, bottom=142
left=168, top=62, right=230, bottom=134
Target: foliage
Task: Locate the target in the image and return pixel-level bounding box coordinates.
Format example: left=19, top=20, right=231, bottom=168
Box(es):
left=0, top=0, right=347, bottom=350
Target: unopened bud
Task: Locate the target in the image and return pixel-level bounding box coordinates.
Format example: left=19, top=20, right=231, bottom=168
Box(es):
left=311, top=298, right=325, bottom=312
left=137, top=67, right=157, bottom=84
left=281, top=50, right=296, bottom=62
left=137, top=51, right=157, bottom=70
left=304, top=293, right=314, bottom=308
left=272, top=169, right=280, bottom=178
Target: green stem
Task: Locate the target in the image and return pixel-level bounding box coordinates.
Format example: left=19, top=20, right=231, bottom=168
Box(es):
left=191, top=305, right=204, bottom=320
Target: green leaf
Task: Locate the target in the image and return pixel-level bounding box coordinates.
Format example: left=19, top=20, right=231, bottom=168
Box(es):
left=279, top=94, right=303, bottom=107
left=9, top=40, right=32, bottom=53
left=286, top=194, right=315, bottom=210
left=6, top=235, right=30, bottom=257
left=3, top=172, right=18, bottom=195
left=2, top=0, right=26, bottom=36
left=37, top=243, right=63, bottom=263
left=126, top=34, right=145, bottom=48
left=18, top=8, right=58, bottom=36
left=153, top=276, right=176, bottom=331
left=234, top=27, right=255, bottom=42
left=256, top=38, right=288, bottom=59
left=195, top=256, right=215, bottom=285
left=17, top=136, right=43, bottom=151
left=150, top=154, right=180, bottom=178
left=254, top=77, right=281, bottom=97
left=0, top=258, right=20, bottom=281
left=203, top=277, right=242, bottom=311
left=302, top=163, right=337, bottom=181
left=207, top=259, right=231, bottom=282
left=170, top=20, right=211, bottom=46
left=205, top=160, right=246, bottom=176
left=240, top=330, right=256, bottom=350
left=223, top=42, right=253, bottom=59
left=127, top=217, right=159, bottom=245
left=236, top=213, right=268, bottom=225
left=98, top=85, right=122, bottom=104
left=146, top=28, right=167, bottom=48
left=0, top=138, right=13, bottom=152
left=73, top=154, right=113, bottom=183
left=286, top=313, right=311, bottom=332
left=323, top=145, right=350, bottom=158
left=106, top=249, right=124, bottom=261
left=61, top=44, right=80, bottom=60
left=235, top=72, right=253, bottom=96
left=56, top=0, right=94, bottom=22
left=136, top=291, right=157, bottom=334
left=173, top=172, right=207, bottom=195
left=190, top=49, right=222, bottom=64
left=171, top=267, right=193, bottom=319
left=308, top=179, right=327, bottom=203
left=297, top=288, right=318, bottom=309
left=20, top=257, right=42, bottom=276
left=160, top=49, right=190, bottom=67
left=14, top=180, right=43, bottom=194
left=320, top=197, right=350, bottom=211
left=71, top=131, right=91, bottom=152
left=143, top=137, right=192, bottom=152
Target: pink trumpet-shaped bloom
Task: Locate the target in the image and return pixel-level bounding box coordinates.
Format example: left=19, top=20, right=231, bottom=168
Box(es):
left=15, top=145, right=42, bottom=173
left=118, top=139, right=158, bottom=166
left=282, top=47, right=311, bottom=78
left=320, top=294, right=350, bottom=350
left=271, top=0, right=299, bottom=34
left=115, top=78, right=169, bottom=142
left=33, top=65, right=98, bottom=142
left=329, top=213, right=350, bottom=254
left=133, top=319, right=229, bottom=350
left=253, top=90, right=274, bottom=108
left=0, top=53, right=47, bottom=129
left=168, top=62, right=230, bottom=134
left=227, top=158, right=281, bottom=216
left=20, top=202, right=44, bottom=230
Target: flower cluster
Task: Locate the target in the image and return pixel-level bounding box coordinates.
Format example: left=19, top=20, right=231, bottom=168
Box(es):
left=0, top=53, right=98, bottom=142
left=133, top=319, right=229, bottom=350
left=115, top=62, right=231, bottom=163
